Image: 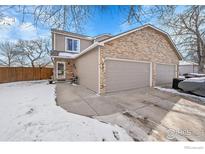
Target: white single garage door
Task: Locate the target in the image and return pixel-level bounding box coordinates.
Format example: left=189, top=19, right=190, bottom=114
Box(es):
left=156, top=63, right=176, bottom=85
left=105, top=59, right=151, bottom=93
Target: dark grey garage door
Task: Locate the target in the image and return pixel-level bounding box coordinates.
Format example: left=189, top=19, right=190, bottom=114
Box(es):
left=105, top=59, right=151, bottom=92
left=156, top=63, right=176, bottom=85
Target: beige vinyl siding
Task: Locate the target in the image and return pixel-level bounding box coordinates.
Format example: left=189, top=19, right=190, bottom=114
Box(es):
left=54, top=33, right=93, bottom=52
left=156, top=64, right=176, bottom=85
left=75, top=47, right=99, bottom=92
left=105, top=59, right=151, bottom=93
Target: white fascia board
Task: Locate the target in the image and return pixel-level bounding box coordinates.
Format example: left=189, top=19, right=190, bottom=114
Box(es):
left=51, top=55, right=75, bottom=59
left=74, top=42, right=104, bottom=59
left=52, top=31, right=93, bottom=41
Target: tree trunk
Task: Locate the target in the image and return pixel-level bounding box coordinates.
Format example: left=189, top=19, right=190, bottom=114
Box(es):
left=31, top=62, right=35, bottom=68
left=196, top=37, right=204, bottom=73
left=8, top=59, right=11, bottom=67
left=199, top=55, right=205, bottom=73
left=198, top=39, right=205, bottom=73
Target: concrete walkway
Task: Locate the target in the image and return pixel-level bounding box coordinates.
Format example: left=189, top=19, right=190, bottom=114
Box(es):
left=56, top=82, right=125, bottom=116
left=56, top=82, right=205, bottom=141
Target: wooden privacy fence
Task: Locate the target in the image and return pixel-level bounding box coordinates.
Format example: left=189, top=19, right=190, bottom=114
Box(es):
left=0, top=67, right=53, bottom=83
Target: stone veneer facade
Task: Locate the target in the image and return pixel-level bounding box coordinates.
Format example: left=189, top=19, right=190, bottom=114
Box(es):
left=99, top=27, right=180, bottom=94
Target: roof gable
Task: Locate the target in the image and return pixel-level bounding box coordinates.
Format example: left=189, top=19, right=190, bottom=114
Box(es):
left=51, top=29, right=93, bottom=40
left=101, top=24, right=182, bottom=60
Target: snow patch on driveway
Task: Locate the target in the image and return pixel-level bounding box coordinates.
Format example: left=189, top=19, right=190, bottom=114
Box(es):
left=155, top=87, right=205, bottom=102
left=0, top=81, right=132, bottom=141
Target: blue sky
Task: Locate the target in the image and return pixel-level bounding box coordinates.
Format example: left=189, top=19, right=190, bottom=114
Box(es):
left=84, top=6, right=161, bottom=36
left=84, top=6, right=141, bottom=36
left=0, top=6, right=181, bottom=41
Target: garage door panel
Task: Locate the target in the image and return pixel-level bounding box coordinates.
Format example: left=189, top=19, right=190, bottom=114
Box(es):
left=105, top=60, right=150, bottom=92
left=156, top=64, right=176, bottom=85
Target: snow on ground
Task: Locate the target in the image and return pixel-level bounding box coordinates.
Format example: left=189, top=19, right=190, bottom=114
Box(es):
left=188, top=73, right=205, bottom=77
left=155, top=87, right=205, bottom=102
left=184, top=77, right=205, bottom=82
left=179, top=76, right=185, bottom=79
left=0, top=81, right=132, bottom=141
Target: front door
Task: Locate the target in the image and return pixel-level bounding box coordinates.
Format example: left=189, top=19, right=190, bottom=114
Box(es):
left=57, top=62, right=66, bottom=80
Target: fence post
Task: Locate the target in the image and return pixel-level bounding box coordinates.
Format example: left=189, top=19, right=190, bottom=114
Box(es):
left=32, top=67, right=34, bottom=80
left=39, top=67, right=41, bottom=80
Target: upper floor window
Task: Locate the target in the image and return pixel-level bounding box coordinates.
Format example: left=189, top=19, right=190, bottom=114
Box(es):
left=65, top=37, right=80, bottom=53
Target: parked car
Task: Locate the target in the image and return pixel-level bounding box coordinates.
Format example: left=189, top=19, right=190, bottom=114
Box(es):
left=178, top=77, right=205, bottom=97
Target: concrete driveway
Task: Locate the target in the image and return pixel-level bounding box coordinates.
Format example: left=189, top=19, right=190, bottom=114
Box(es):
left=56, top=82, right=126, bottom=116
left=56, top=82, right=205, bottom=141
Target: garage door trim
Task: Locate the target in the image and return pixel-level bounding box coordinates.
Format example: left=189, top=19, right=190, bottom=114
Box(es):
left=155, top=62, right=177, bottom=86
left=155, top=62, right=178, bottom=78
left=105, top=57, right=152, bottom=64
left=105, top=57, right=152, bottom=88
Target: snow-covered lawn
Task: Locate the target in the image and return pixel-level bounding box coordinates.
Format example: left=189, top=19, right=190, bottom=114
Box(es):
left=0, top=81, right=132, bottom=141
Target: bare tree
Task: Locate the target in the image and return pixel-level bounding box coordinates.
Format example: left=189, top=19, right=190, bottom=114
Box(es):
left=0, top=5, right=174, bottom=31
left=0, top=6, right=15, bottom=23
left=0, top=41, right=17, bottom=67
left=12, top=5, right=92, bottom=32
left=16, top=39, right=51, bottom=68
left=124, top=5, right=176, bottom=24
left=116, top=6, right=205, bottom=73
left=15, top=52, right=29, bottom=66
left=160, top=6, right=205, bottom=73
left=1, top=5, right=204, bottom=72
left=34, top=39, right=52, bottom=67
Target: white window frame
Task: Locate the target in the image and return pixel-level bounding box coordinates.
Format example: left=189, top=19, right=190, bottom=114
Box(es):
left=65, top=37, right=80, bottom=53
left=56, top=61, right=66, bottom=79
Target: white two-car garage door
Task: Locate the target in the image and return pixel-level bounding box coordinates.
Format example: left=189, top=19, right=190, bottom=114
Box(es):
left=105, top=58, right=151, bottom=93
left=156, top=63, right=176, bottom=86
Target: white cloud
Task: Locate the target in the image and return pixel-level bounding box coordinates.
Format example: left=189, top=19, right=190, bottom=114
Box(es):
left=0, top=26, right=12, bottom=41
left=18, top=22, right=38, bottom=40
left=0, top=16, right=17, bottom=41
left=0, top=17, right=49, bottom=41
left=19, top=22, right=35, bottom=30
left=0, top=16, right=16, bottom=26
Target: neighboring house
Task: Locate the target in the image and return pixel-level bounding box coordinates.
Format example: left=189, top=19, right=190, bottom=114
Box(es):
left=179, top=61, right=199, bottom=75
left=51, top=24, right=182, bottom=94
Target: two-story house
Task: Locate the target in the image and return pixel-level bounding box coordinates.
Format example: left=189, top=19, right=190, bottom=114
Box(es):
left=51, top=24, right=182, bottom=94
